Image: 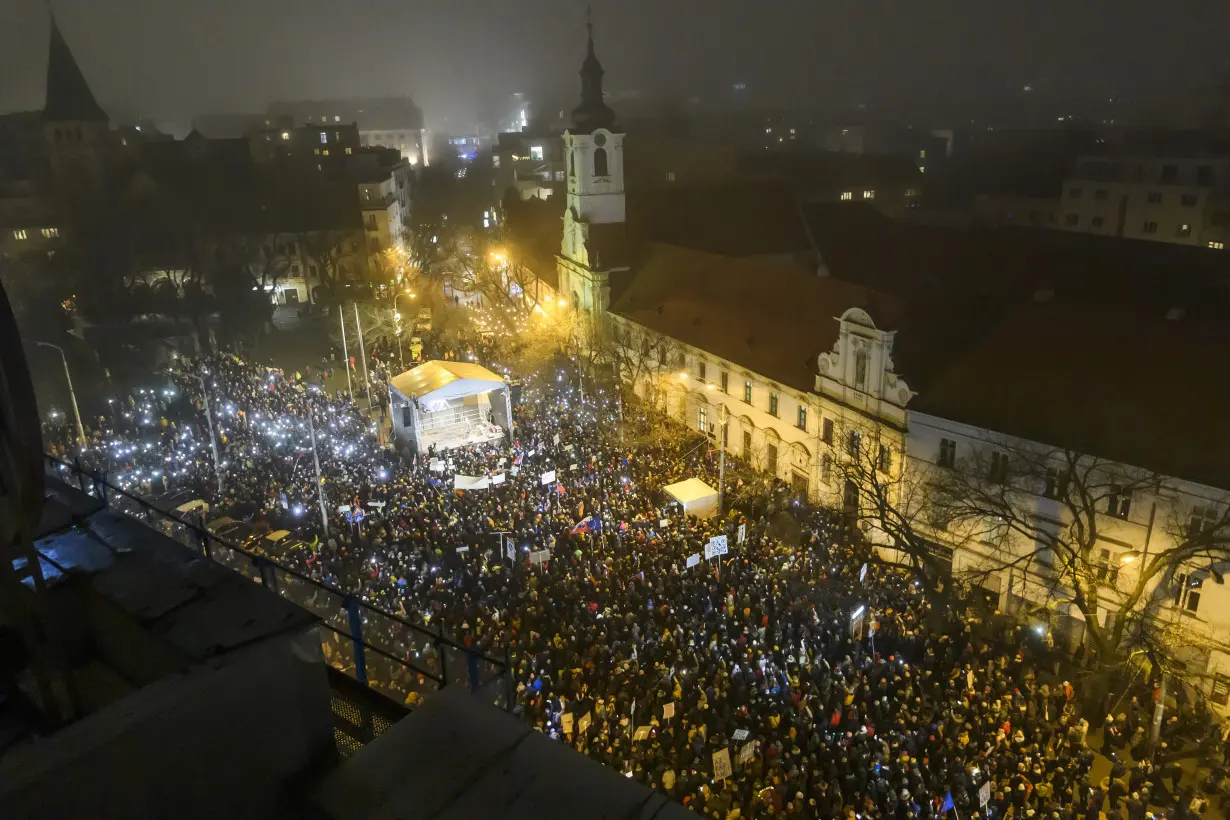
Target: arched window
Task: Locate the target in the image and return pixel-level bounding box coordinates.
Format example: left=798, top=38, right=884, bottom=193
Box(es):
left=568, top=150, right=574, bottom=178
left=593, top=147, right=609, bottom=177
left=854, top=348, right=869, bottom=389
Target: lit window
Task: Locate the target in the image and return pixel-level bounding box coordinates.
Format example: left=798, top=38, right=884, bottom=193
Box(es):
left=1142, top=221, right=1158, bottom=234
left=345, top=147, right=352, bottom=155
left=13, top=229, right=28, bottom=240
left=840, top=192, right=853, bottom=201
left=1209, top=241, right=1224, bottom=250
left=334, top=115, right=341, bottom=122
left=797, top=405, right=807, bottom=430
left=666, top=171, right=676, bottom=183
left=280, top=131, right=290, bottom=140
left=905, top=188, right=919, bottom=197
left=322, top=149, right=329, bottom=156
left=1177, top=223, right=1192, bottom=238
left=41, top=227, right=59, bottom=238
left=863, top=190, right=875, bottom=200
left=919, top=149, right=926, bottom=159
left=530, top=145, right=544, bottom=161
left=314, top=148, right=320, bottom=155
left=321, top=132, right=328, bottom=144
left=768, top=392, right=778, bottom=416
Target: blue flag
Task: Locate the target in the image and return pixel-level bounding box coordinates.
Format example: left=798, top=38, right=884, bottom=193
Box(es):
left=941, top=792, right=955, bottom=814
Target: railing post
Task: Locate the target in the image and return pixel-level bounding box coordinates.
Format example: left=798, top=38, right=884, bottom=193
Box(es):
left=437, top=640, right=449, bottom=689
left=196, top=525, right=211, bottom=559
left=345, top=597, right=368, bottom=684
left=257, top=558, right=278, bottom=592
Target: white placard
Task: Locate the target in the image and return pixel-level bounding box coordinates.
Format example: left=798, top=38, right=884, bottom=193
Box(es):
left=659, top=518, right=669, bottom=527
left=540, top=470, right=556, bottom=485
left=713, top=747, right=732, bottom=781
left=859, top=562, right=868, bottom=582
left=705, top=535, right=729, bottom=560
left=454, top=474, right=490, bottom=490
left=337, top=505, right=351, bottom=513
left=490, top=473, right=506, bottom=486
left=511, top=466, right=519, bottom=475
left=429, top=459, right=445, bottom=472
left=569, top=463, right=578, bottom=471
left=367, top=500, right=386, bottom=508
left=530, top=549, right=550, bottom=566
left=737, top=522, right=746, bottom=544
left=553, top=433, right=560, bottom=445
left=979, top=782, right=991, bottom=807
left=663, top=702, right=675, bottom=719
left=456, top=545, right=470, bottom=554
left=561, top=712, right=574, bottom=735
left=732, top=728, right=749, bottom=741
left=686, top=553, right=701, bottom=568
left=505, top=538, right=515, bottom=561
left=738, top=741, right=758, bottom=766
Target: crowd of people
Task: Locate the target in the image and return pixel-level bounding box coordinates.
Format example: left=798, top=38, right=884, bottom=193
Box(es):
left=44, top=345, right=1226, bottom=820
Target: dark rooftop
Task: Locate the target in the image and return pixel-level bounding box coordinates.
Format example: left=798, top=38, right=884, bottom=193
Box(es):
left=42, top=16, right=108, bottom=123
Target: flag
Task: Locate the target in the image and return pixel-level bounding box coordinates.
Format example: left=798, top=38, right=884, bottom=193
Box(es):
left=941, top=792, right=955, bottom=814
left=571, top=516, right=595, bottom=535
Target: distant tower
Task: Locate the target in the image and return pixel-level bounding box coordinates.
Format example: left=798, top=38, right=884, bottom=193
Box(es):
left=557, top=11, right=626, bottom=319
left=41, top=14, right=110, bottom=188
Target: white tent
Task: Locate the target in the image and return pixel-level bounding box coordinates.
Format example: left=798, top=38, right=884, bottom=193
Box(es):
left=389, top=361, right=512, bottom=452
left=663, top=477, right=720, bottom=520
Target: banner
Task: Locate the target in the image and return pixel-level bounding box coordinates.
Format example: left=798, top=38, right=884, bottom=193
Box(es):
left=540, top=470, right=556, bottom=485
left=454, top=474, right=490, bottom=491
left=686, top=553, right=701, bottom=568
left=705, top=535, right=729, bottom=560
left=712, top=747, right=733, bottom=781
left=490, top=473, right=506, bottom=486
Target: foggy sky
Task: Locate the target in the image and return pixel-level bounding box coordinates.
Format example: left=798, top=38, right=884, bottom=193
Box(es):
left=4, top=0, right=1230, bottom=130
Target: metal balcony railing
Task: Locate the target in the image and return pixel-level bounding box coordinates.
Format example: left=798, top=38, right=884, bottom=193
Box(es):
left=43, top=453, right=514, bottom=717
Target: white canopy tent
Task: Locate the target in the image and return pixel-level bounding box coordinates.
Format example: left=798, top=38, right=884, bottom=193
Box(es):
left=389, top=361, right=512, bottom=453
left=663, top=477, right=720, bottom=520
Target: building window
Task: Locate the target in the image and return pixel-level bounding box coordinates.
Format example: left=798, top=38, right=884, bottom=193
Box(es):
left=847, top=430, right=862, bottom=458
left=840, top=191, right=853, bottom=201
left=322, top=149, right=329, bottom=156
left=593, top=147, right=609, bottom=177
left=1106, top=485, right=1131, bottom=519
left=905, top=187, right=919, bottom=197
left=821, top=454, right=832, bottom=483
left=720, top=371, right=728, bottom=393
left=666, top=171, right=676, bottom=183
left=1142, top=221, right=1158, bottom=234
left=530, top=145, right=544, bottom=161
left=696, top=361, right=706, bottom=382
left=742, top=430, right=752, bottom=454
left=1065, top=214, right=1079, bottom=226
left=743, top=380, right=752, bottom=403
left=12, top=229, right=27, bottom=241
left=1068, top=187, right=1083, bottom=199
left=345, top=147, right=352, bottom=155
left=554, top=170, right=565, bottom=182
left=1182, top=194, right=1198, bottom=207
left=1091, top=217, right=1104, bottom=228
left=878, top=444, right=892, bottom=472
left=1209, top=241, right=1225, bottom=250
left=1161, top=164, right=1178, bottom=183
left=843, top=478, right=859, bottom=510
left=796, top=405, right=807, bottom=430
left=1147, top=191, right=1162, bottom=204
left=40, top=227, right=59, bottom=238
left=938, top=438, right=956, bottom=468
left=281, top=131, right=290, bottom=140
left=863, top=190, right=875, bottom=200
left=987, top=451, right=1008, bottom=484
left=1177, top=223, right=1192, bottom=238
left=698, top=404, right=708, bottom=434
left=822, top=418, right=834, bottom=445
left=854, top=349, right=869, bottom=389
left=919, top=149, right=927, bottom=159
left=1095, top=189, right=1108, bottom=201
left=1174, top=574, right=1203, bottom=613
left=766, top=443, right=778, bottom=475
left=320, top=132, right=328, bottom=144
left=1190, top=505, right=1219, bottom=536
left=1198, top=165, right=1215, bottom=186
left=768, top=391, right=778, bottom=416
left=1044, top=468, right=1069, bottom=499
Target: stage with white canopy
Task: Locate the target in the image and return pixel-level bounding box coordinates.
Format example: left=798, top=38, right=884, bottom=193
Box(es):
left=663, top=477, right=720, bottom=519
left=389, top=361, right=512, bottom=452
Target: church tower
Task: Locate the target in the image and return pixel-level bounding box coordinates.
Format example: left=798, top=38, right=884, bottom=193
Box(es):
left=41, top=14, right=110, bottom=188
left=556, top=14, right=626, bottom=319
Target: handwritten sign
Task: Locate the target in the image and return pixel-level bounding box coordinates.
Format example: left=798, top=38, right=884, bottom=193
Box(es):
left=553, top=433, right=560, bottom=445
left=738, top=741, right=758, bottom=766
left=859, top=562, right=868, bottom=582
left=456, top=545, right=470, bottom=554
left=530, top=549, right=550, bottom=566
left=712, top=747, right=733, bottom=781
left=578, top=712, right=592, bottom=734
left=366, top=500, right=386, bottom=508
left=705, top=535, right=729, bottom=560
left=979, top=782, right=991, bottom=807
left=663, top=702, right=675, bottom=719
left=561, top=712, right=574, bottom=735
left=633, top=725, right=652, bottom=741
left=737, top=522, right=747, bottom=544
left=686, top=553, right=701, bottom=568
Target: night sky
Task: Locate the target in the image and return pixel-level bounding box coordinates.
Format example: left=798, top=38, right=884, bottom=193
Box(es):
left=3, top=0, right=1229, bottom=129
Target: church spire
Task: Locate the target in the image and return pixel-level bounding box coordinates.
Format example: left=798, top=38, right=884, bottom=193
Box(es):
left=43, top=13, right=108, bottom=123
left=570, top=7, right=615, bottom=133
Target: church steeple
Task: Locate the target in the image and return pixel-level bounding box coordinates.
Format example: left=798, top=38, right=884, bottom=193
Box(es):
left=43, top=14, right=108, bottom=123
left=570, top=11, right=615, bottom=134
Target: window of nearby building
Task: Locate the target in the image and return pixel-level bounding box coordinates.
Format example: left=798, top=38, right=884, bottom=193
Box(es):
left=987, top=451, right=1008, bottom=484
left=854, top=349, right=869, bottom=389
left=1106, top=484, right=1132, bottom=519
left=768, top=391, right=778, bottom=416
left=938, top=438, right=956, bottom=468
left=847, top=430, right=862, bottom=458
left=797, top=405, right=807, bottom=430
left=878, top=444, right=892, bottom=472
left=322, top=149, right=329, bottom=156
left=1190, top=505, right=1219, bottom=535
left=840, top=191, right=853, bottom=201
left=666, top=171, right=676, bottom=183
left=919, top=149, right=927, bottom=159
left=1147, top=191, right=1162, bottom=204
left=1142, top=221, right=1158, bottom=234
left=863, top=190, right=875, bottom=200
left=1210, top=241, right=1225, bottom=250
left=593, top=147, right=609, bottom=177
left=743, top=430, right=752, bottom=454
left=1091, top=216, right=1104, bottom=228
left=1043, top=467, right=1070, bottom=499
left=1095, top=548, right=1119, bottom=585
left=345, top=147, right=352, bottom=155
left=1198, top=165, right=1215, bottom=186
left=1068, top=187, right=1083, bottom=199
left=905, top=187, right=919, bottom=197
left=1177, top=223, right=1192, bottom=237
left=697, top=361, right=706, bottom=381
left=314, top=148, right=321, bottom=155
left=281, top=131, right=290, bottom=140
left=743, top=380, right=753, bottom=403
left=1182, top=194, right=1198, bottom=207
left=1065, top=214, right=1079, bottom=226
left=1174, top=574, right=1203, bottom=612
left=720, top=371, right=728, bottom=393
left=844, top=478, right=859, bottom=510
left=12, top=229, right=27, bottom=241
left=766, top=443, right=778, bottom=474
left=1095, top=189, right=1108, bottom=201
left=822, top=418, right=834, bottom=445
left=320, top=132, right=328, bottom=144
left=1161, top=164, right=1178, bottom=183
left=530, top=145, right=544, bottom=161
left=821, top=454, right=832, bottom=483
left=698, top=404, right=708, bottom=434
left=40, top=227, right=58, bottom=238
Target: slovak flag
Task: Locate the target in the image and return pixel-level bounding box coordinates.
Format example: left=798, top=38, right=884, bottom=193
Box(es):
left=571, top=516, right=600, bottom=535
left=940, top=792, right=955, bottom=815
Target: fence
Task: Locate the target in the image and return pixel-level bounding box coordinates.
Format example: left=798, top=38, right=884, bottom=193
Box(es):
left=44, top=453, right=514, bottom=715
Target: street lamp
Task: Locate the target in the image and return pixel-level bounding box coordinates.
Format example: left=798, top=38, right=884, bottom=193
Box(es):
left=33, top=340, right=85, bottom=445
left=186, top=372, right=224, bottom=498
left=392, top=288, right=417, bottom=373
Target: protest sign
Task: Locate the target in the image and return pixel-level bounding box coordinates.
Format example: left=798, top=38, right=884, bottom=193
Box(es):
left=490, top=473, right=506, bottom=486
left=561, top=713, right=574, bottom=735
left=540, top=470, right=556, bottom=485
left=732, top=728, right=749, bottom=741
left=633, top=725, right=652, bottom=741
left=712, top=747, right=733, bottom=781
left=429, top=459, right=445, bottom=472
left=686, top=553, right=701, bottom=568
left=454, top=474, right=489, bottom=491
left=738, top=742, right=758, bottom=766
left=662, top=702, right=675, bottom=719
left=705, top=535, right=729, bottom=560
left=530, top=549, right=550, bottom=566
left=578, top=712, right=592, bottom=734
left=737, top=523, right=746, bottom=544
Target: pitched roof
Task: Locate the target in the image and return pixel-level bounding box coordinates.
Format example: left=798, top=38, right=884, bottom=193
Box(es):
left=611, top=243, right=900, bottom=393
left=43, top=16, right=108, bottom=123
left=390, top=361, right=506, bottom=402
